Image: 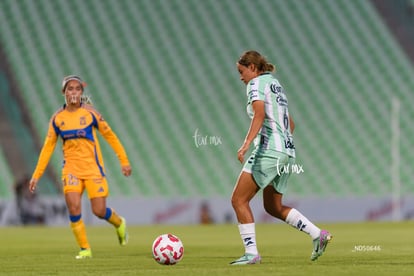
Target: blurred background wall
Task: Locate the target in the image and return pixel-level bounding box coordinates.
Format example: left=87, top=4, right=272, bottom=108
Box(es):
left=0, top=0, right=413, bottom=225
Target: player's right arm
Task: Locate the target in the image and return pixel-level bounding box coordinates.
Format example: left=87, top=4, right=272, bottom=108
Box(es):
left=29, top=116, right=59, bottom=193
left=237, top=100, right=265, bottom=163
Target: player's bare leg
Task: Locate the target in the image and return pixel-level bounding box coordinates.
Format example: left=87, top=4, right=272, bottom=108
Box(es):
left=230, top=172, right=261, bottom=265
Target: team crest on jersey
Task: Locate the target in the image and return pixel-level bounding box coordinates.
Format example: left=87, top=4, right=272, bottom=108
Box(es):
left=79, top=116, right=86, bottom=125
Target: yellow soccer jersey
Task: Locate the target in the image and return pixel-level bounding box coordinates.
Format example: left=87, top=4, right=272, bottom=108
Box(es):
left=32, top=104, right=130, bottom=180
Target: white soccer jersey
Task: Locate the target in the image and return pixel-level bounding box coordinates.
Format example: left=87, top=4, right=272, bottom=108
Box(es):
left=246, top=73, right=295, bottom=157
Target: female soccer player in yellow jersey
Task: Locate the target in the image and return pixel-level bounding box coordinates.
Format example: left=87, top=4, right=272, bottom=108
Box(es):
left=230, top=51, right=331, bottom=265
left=29, top=75, right=132, bottom=259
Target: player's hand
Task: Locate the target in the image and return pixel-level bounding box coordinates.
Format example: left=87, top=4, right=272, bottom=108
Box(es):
left=29, top=178, right=38, bottom=193
left=122, top=165, right=132, bottom=177
left=237, top=143, right=249, bottom=163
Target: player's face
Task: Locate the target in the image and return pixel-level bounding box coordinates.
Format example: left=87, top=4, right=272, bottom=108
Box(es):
left=237, top=63, right=258, bottom=85
left=64, top=80, right=83, bottom=105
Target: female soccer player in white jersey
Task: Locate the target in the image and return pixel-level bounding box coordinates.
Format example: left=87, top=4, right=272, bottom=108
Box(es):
left=230, top=50, right=331, bottom=265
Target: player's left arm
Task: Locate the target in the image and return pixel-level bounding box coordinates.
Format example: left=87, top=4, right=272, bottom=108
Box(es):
left=92, top=110, right=132, bottom=176
left=101, top=128, right=132, bottom=176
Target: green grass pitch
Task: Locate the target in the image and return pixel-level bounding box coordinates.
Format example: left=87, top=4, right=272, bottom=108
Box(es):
left=0, top=221, right=413, bottom=275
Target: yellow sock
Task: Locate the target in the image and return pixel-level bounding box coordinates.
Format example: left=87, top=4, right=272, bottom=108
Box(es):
left=70, top=219, right=90, bottom=249
left=107, top=208, right=122, bottom=228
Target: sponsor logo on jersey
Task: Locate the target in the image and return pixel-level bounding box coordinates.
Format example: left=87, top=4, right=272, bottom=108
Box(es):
left=270, top=83, right=282, bottom=94
left=76, top=129, right=86, bottom=137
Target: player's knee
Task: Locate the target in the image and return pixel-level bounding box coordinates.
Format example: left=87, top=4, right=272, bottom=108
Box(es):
left=67, top=205, right=81, bottom=215
left=231, top=195, right=247, bottom=210
left=230, top=195, right=238, bottom=209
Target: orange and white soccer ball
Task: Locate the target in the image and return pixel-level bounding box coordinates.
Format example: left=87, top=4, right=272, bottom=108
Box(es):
left=152, top=233, right=184, bottom=265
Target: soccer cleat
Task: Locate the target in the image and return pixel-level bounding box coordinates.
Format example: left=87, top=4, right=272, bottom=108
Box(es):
left=116, top=217, right=128, bottom=246
left=311, top=230, right=332, bottom=261
left=75, top=248, right=92, bottom=259
left=230, top=253, right=261, bottom=265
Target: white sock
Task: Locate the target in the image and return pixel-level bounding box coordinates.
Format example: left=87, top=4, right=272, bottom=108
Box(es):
left=238, top=223, right=258, bottom=255
left=285, top=208, right=320, bottom=240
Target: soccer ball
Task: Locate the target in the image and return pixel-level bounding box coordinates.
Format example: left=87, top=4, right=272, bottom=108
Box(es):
left=152, top=233, right=184, bottom=265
